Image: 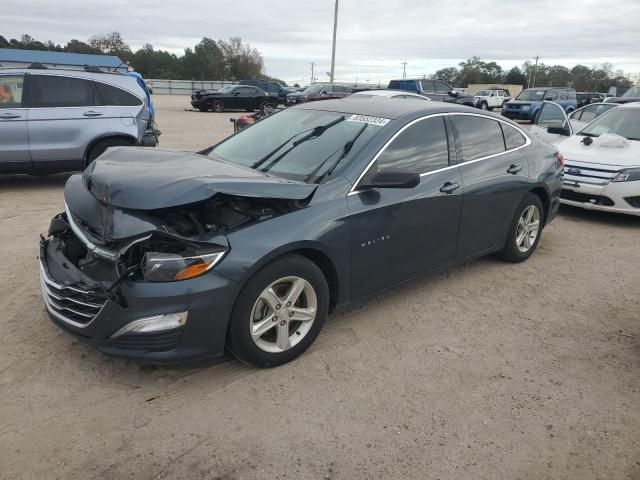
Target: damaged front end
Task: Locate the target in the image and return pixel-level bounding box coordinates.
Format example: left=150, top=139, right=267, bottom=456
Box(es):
left=39, top=154, right=315, bottom=361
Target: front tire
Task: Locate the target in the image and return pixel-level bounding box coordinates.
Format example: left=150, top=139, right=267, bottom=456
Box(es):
left=498, top=193, right=544, bottom=263
left=479, top=101, right=489, bottom=110
left=228, top=255, right=329, bottom=368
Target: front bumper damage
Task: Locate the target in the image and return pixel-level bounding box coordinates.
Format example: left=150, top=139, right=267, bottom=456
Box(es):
left=39, top=213, right=240, bottom=363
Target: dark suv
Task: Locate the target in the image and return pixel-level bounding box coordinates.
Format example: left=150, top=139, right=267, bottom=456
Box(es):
left=239, top=80, right=288, bottom=104
left=285, top=84, right=352, bottom=105
left=387, top=79, right=475, bottom=106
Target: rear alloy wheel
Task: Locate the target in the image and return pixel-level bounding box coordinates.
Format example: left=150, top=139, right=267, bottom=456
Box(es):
left=228, top=255, right=329, bottom=367
left=213, top=100, right=224, bottom=113
left=259, top=100, right=270, bottom=111
left=498, top=193, right=544, bottom=263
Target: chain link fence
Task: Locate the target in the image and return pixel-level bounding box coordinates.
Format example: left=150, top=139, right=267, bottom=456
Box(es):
left=148, top=79, right=235, bottom=95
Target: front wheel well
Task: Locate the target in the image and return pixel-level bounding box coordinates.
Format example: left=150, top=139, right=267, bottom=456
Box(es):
left=529, top=186, right=550, bottom=223
left=292, top=249, right=339, bottom=312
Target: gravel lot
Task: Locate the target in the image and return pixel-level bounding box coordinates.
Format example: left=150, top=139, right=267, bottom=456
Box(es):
left=1, top=95, right=639, bottom=480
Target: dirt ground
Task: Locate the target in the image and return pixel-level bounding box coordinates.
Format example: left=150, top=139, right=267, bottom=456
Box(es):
left=1, top=95, right=639, bottom=480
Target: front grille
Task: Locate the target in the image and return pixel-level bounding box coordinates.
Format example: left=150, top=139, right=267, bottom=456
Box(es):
left=564, top=161, right=620, bottom=186
left=625, top=196, right=640, bottom=208
left=40, top=264, right=107, bottom=327
left=561, top=189, right=615, bottom=206
left=112, top=329, right=183, bottom=351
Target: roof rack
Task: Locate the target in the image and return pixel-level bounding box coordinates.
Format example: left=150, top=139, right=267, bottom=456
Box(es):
left=0, top=65, right=124, bottom=75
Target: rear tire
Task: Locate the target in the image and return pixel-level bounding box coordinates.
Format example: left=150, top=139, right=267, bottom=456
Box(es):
left=86, top=137, right=134, bottom=165
left=479, top=101, right=489, bottom=110
left=228, top=255, right=329, bottom=368
left=498, top=193, right=544, bottom=263
left=213, top=100, right=224, bottom=113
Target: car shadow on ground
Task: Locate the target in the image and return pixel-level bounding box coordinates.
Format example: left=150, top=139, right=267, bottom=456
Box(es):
left=559, top=204, right=640, bottom=228
left=0, top=173, right=72, bottom=191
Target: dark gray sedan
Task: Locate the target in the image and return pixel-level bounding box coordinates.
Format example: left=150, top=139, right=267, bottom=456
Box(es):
left=40, top=97, right=563, bottom=367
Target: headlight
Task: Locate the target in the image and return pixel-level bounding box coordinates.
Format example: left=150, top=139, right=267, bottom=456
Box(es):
left=522, top=105, right=531, bottom=111
left=613, top=168, right=640, bottom=182
left=142, top=249, right=227, bottom=282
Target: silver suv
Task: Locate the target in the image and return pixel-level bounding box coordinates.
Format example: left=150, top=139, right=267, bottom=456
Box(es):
left=0, top=67, right=157, bottom=174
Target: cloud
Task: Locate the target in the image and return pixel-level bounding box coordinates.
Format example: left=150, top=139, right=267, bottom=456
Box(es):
left=3, top=0, right=638, bottom=83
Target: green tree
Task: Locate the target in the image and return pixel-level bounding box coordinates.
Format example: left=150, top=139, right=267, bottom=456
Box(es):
left=0, top=35, right=9, bottom=48
left=88, top=32, right=132, bottom=62
left=64, top=39, right=101, bottom=54
left=433, top=67, right=459, bottom=86
left=505, top=66, right=526, bottom=86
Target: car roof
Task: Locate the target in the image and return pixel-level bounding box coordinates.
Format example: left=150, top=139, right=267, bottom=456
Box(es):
left=352, top=90, right=427, bottom=99
left=0, top=67, right=143, bottom=92
left=295, top=96, right=479, bottom=120
left=619, top=102, right=640, bottom=109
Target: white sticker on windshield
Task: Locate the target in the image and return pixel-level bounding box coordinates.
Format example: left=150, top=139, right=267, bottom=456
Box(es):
left=347, top=114, right=390, bottom=126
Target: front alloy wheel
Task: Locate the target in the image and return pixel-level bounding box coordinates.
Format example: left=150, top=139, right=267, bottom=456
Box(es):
left=228, top=255, right=329, bottom=367
left=250, top=277, right=317, bottom=353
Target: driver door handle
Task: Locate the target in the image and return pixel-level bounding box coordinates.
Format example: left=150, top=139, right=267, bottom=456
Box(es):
left=507, top=164, right=523, bottom=174
left=440, top=182, right=460, bottom=194
left=83, top=111, right=103, bottom=117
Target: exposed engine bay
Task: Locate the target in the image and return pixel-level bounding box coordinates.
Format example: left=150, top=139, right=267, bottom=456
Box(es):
left=46, top=192, right=309, bottom=301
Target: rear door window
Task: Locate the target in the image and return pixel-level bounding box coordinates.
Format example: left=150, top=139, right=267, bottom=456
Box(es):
left=29, top=75, right=96, bottom=108
left=0, top=75, right=24, bottom=108
left=94, top=82, right=142, bottom=106
left=374, top=116, right=449, bottom=175
left=434, top=81, right=450, bottom=94
left=451, top=115, right=506, bottom=161
left=420, top=80, right=435, bottom=93
left=545, top=90, right=558, bottom=101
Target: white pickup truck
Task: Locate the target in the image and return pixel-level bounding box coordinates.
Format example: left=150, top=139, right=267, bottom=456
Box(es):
left=474, top=89, right=511, bottom=110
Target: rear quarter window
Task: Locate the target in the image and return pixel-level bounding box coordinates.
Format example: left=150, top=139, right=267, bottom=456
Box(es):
left=94, top=82, right=142, bottom=106
left=501, top=123, right=527, bottom=150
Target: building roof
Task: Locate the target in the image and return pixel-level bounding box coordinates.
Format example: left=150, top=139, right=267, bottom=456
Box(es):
left=0, top=48, right=124, bottom=70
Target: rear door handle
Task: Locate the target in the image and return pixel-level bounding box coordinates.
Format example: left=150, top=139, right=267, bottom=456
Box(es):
left=507, top=164, right=523, bottom=174
left=83, top=111, right=103, bottom=117
left=0, top=113, right=21, bottom=119
left=440, top=182, right=460, bottom=194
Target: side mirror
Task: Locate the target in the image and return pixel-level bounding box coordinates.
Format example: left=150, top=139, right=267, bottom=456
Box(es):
left=360, top=171, right=420, bottom=190
left=448, top=91, right=459, bottom=97
left=547, top=125, right=572, bottom=136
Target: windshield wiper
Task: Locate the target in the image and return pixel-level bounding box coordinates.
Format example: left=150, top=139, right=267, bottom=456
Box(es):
left=254, top=116, right=346, bottom=173
left=309, top=123, right=369, bottom=184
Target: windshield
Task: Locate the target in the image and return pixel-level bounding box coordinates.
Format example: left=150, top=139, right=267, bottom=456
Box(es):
left=516, top=89, right=546, bottom=101
left=579, top=108, right=640, bottom=140
left=476, top=90, right=491, bottom=96
left=217, top=86, right=234, bottom=94
left=209, top=109, right=385, bottom=182
left=622, top=86, right=640, bottom=97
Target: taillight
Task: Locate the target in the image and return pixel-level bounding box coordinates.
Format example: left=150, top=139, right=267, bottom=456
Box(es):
left=555, top=152, right=565, bottom=168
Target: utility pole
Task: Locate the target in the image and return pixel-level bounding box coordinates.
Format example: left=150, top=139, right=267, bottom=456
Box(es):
left=310, top=62, right=315, bottom=85
left=329, top=0, right=339, bottom=86
left=401, top=61, right=408, bottom=79
left=532, top=55, right=540, bottom=88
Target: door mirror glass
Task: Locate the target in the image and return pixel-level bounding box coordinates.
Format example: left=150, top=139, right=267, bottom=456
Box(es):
left=360, top=171, right=420, bottom=190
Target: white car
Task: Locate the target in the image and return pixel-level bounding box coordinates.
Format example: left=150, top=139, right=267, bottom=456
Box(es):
left=530, top=101, right=640, bottom=216
left=352, top=90, right=431, bottom=100
left=474, top=89, right=510, bottom=110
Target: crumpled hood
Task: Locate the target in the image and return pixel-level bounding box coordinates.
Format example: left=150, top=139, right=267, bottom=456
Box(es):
left=83, top=147, right=317, bottom=210
left=557, top=134, right=640, bottom=167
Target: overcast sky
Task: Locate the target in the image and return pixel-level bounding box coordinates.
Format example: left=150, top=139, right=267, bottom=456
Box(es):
left=3, top=0, right=639, bottom=84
